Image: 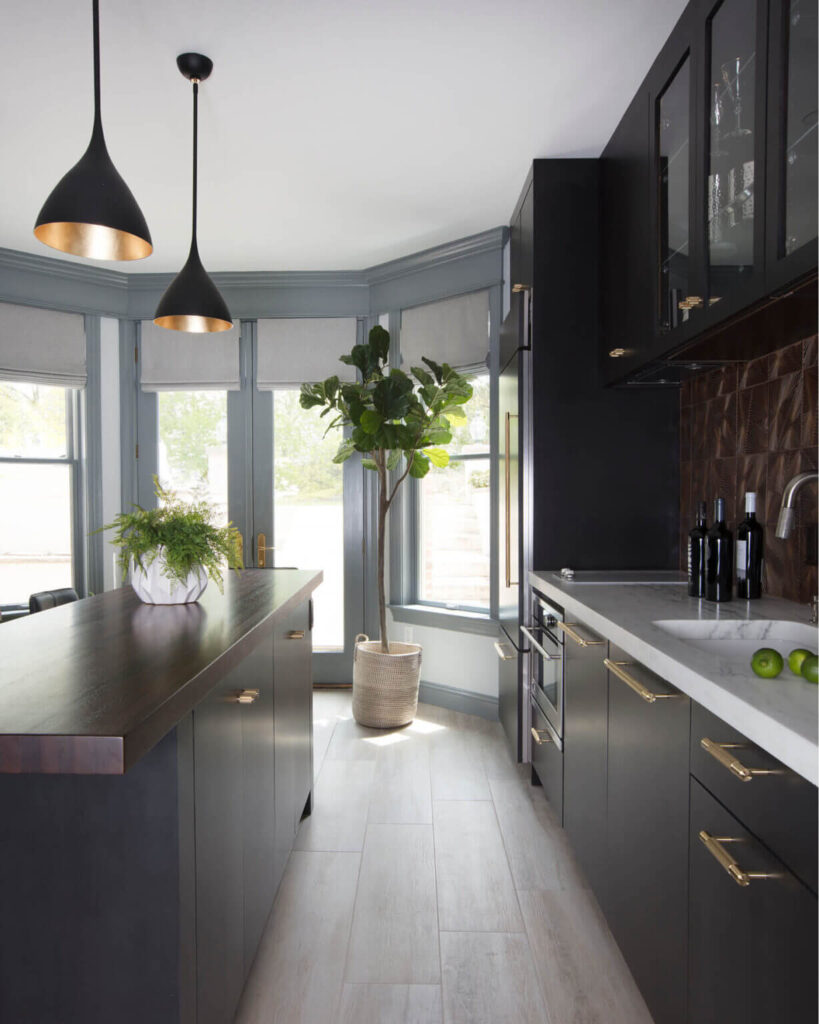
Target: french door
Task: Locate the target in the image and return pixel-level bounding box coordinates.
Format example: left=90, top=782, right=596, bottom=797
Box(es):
left=138, top=321, right=365, bottom=684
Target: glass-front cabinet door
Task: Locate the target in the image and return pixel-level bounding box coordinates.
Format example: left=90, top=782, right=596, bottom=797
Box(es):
left=657, top=55, right=696, bottom=334
left=766, top=0, right=818, bottom=287
left=703, top=0, right=767, bottom=312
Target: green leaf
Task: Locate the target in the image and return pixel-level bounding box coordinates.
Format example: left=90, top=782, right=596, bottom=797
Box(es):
left=386, top=448, right=402, bottom=471
left=442, top=405, right=467, bottom=426
left=339, top=344, right=370, bottom=376
left=368, top=325, right=391, bottom=364
left=423, top=447, right=450, bottom=468
left=411, top=365, right=434, bottom=387
left=361, top=458, right=378, bottom=471
left=360, top=409, right=383, bottom=434
left=372, top=372, right=413, bottom=420
left=408, top=453, right=431, bottom=478
left=421, top=356, right=444, bottom=384
left=333, top=439, right=356, bottom=463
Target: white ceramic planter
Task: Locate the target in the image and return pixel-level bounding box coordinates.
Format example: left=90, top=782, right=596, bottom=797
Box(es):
left=131, top=549, right=209, bottom=605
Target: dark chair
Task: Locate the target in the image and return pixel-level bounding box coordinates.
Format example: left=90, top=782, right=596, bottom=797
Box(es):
left=28, top=588, right=79, bottom=614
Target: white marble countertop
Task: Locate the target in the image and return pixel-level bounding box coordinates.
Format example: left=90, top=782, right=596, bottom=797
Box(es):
left=530, top=570, right=819, bottom=786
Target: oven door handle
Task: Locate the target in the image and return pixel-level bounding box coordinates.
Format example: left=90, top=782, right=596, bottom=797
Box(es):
left=520, top=625, right=562, bottom=661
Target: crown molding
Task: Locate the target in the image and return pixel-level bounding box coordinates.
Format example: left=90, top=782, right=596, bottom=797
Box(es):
left=0, top=226, right=507, bottom=320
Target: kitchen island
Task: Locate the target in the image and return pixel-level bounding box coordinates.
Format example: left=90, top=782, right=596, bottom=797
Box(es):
left=0, top=569, right=321, bottom=1024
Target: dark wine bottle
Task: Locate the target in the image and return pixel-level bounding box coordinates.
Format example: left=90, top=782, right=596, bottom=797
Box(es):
left=706, top=498, right=733, bottom=602
left=687, top=501, right=708, bottom=597
left=736, top=491, right=764, bottom=599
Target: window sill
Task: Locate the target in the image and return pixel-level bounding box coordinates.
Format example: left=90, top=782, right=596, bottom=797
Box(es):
left=388, top=604, right=498, bottom=636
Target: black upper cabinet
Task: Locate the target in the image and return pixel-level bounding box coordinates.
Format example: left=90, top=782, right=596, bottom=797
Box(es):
left=601, top=0, right=817, bottom=385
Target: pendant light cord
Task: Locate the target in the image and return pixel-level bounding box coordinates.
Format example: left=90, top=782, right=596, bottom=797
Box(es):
left=92, top=0, right=102, bottom=128
left=191, top=80, right=199, bottom=246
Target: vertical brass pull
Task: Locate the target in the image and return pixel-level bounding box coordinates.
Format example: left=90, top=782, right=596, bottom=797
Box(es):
left=505, top=412, right=518, bottom=588
left=257, top=532, right=274, bottom=568
left=698, top=831, right=781, bottom=887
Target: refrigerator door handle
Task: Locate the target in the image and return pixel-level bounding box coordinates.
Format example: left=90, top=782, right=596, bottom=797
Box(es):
left=505, top=410, right=519, bottom=588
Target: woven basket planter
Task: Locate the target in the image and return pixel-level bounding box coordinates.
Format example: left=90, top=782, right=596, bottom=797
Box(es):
left=352, top=633, right=423, bottom=728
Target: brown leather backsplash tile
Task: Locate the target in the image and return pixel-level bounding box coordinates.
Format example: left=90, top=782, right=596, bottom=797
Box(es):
left=680, top=335, right=818, bottom=604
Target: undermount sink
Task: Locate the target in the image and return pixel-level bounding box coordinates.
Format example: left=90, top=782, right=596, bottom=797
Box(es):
left=653, top=619, right=818, bottom=659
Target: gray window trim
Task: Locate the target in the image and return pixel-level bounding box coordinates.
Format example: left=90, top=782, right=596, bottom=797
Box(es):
left=386, top=282, right=501, bottom=631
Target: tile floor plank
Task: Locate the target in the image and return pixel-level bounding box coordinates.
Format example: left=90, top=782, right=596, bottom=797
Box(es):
left=433, top=800, right=523, bottom=932
left=428, top=713, right=491, bottom=801
left=440, top=931, right=550, bottom=1024
left=337, top=984, right=443, bottom=1024
left=345, top=824, right=440, bottom=984
left=521, top=887, right=655, bottom=1024
left=234, top=850, right=360, bottom=1024
left=489, top=777, right=588, bottom=891
left=294, top=760, right=375, bottom=852
left=368, top=735, right=432, bottom=825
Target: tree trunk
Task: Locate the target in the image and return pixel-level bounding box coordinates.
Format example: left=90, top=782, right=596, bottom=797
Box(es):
left=377, top=456, right=389, bottom=653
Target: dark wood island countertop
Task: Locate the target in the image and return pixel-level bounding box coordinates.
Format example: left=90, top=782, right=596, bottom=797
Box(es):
left=0, top=568, right=322, bottom=774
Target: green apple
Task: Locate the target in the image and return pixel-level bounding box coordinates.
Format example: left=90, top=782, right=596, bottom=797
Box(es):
left=750, top=648, right=784, bottom=678
left=788, top=648, right=813, bottom=676
left=801, top=655, right=819, bottom=685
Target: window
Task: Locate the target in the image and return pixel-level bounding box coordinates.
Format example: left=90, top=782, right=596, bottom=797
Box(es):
left=272, top=388, right=345, bottom=651
left=417, top=372, right=490, bottom=611
left=157, top=391, right=228, bottom=525
left=0, top=382, right=78, bottom=606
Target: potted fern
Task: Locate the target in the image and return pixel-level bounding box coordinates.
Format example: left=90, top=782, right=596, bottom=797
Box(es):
left=103, top=478, right=243, bottom=604
left=300, top=325, right=473, bottom=727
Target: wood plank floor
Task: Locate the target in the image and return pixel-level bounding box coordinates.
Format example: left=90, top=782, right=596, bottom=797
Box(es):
left=235, top=691, right=654, bottom=1024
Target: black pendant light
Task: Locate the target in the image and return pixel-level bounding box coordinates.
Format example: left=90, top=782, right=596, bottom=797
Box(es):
left=154, top=53, right=232, bottom=333
left=34, top=0, right=152, bottom=261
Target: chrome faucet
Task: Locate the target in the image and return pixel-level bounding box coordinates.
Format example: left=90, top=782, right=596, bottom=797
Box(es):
left=774, top=472, right=818, bottom=539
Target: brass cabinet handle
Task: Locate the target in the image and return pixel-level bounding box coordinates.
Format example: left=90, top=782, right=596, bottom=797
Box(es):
left=700, top=738, right=785, bottom=783
left=604, top=658, right=679, bottom=704
left=531, top=727, right=551, bottom=745
left=678, top=294, right=704, bottom=310
left=256, top=532, right=275, bottom=568
left=698, top=830, right=781, bottom=887
left=558, top=621, right=605, bottom=647
left=287, top=630, right=305, bottom=640
left=504, top=412, right=519, bottom=588
left=234, top=689, right=260, bottom=704
left=494, top=641, right=516, bottom=661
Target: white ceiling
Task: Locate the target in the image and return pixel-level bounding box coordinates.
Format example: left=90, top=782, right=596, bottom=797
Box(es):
left=0, top=0, right=686, bottom=273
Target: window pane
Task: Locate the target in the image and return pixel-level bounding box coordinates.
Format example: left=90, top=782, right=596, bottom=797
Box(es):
left=448, top=373, right=490, bottom=456
left=419, top=456, right=490, bottom=609
left=273, top=389, right=344, bottom=651
left=158, top=391, right=228, bottom=525
left=0, top=462, right=73, bottom=604
left=0, top=382, right=68, bottom=458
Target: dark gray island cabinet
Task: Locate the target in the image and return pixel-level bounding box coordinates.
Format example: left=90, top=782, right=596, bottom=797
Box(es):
left=0, top=569, right=321, bottom=1024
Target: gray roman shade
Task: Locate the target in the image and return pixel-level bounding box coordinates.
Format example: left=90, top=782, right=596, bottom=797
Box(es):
left=0, top=301, right=87, bottom=387
left=140, top=320, right=241, bottom=391
left=256, top=318, right=358, bottom=388
left=399, top=290, right=489, bottom=372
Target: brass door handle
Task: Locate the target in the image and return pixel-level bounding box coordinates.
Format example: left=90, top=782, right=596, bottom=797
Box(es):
left=494, top=641, right=516, bottom=661
left=558, top=621, right=605, bottom=647
left=698, top=830, right=781, bottom=887
left=531, top=727, right=551, bottom=745
left=604, top=659, right=679, bottom=704
left=504, top=411, right=519, bottom=588
left=287, top=630, right=305, bottom=640
left=257, top=532, right=275, bottom=568
left=700, top=738, right=785, bottom=783
left=234, top=689, right=260, bottom=704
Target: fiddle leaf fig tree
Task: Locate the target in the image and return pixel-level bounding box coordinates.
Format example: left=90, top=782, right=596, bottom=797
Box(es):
left=300, top=325, right=473, bottom=653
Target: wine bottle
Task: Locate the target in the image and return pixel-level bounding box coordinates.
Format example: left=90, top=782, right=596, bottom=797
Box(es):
left=736, top=491, right=764, bottom=599
left=687, top=501, right=708, bottom=597
left=706, top=498, right=733, bottom=602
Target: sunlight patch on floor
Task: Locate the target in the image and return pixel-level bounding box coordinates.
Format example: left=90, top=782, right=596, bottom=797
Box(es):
left=406, top=718, right=446, bottom=735
left=362, top=732, right=411, bottom=747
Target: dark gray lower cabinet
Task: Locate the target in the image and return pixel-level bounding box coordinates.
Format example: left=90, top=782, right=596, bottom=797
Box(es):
left=689, top=779, right=818, bottom=1024
left=273, top=602, right=313, bottom=891
left=530, top=697, right=563, bottom=821
left=605, top=646, right=690, bottom=1024
left=561, top=619, right=608, bottom=901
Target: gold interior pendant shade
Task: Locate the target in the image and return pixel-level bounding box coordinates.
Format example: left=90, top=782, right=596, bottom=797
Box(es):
left=154, top=53, right=231, bottom=333
left=33, top=0, right=152, bottom=261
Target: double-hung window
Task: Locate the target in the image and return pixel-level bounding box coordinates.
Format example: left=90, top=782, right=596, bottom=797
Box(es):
left=0, top=303, right=87, bottom=611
